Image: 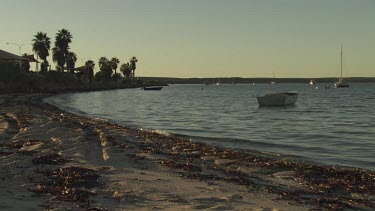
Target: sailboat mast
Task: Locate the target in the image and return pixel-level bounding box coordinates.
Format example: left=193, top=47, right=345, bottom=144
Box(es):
left=340, top=45, right=343, bottom=79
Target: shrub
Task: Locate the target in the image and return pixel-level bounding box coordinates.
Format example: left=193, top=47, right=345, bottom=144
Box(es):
left=0, top=61, right=88, bottom=93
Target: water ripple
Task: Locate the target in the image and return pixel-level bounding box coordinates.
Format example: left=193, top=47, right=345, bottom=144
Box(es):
left=45, top=83, right=375, bottom=170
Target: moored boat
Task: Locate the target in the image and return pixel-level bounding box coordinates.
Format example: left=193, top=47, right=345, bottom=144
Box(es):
left=269, top=72, right=278, bottom=84
left=335, top=46, right=350, bottom=88
left=335, top=78, right=350, bottom=88
left=141, top=86, right=163, bottom=90
left=256, top=92, right=298, bottom=106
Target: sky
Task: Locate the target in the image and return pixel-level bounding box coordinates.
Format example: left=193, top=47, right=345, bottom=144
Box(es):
left=1, top=0, right=374, bottom=78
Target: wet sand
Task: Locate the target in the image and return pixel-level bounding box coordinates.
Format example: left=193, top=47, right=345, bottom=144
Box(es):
left=0, top=93, right=374, bottom=210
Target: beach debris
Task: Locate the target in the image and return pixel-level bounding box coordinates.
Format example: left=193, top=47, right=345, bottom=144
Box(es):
left=1, top=141, right=23, bottom=149
left=295, top=165, right=375, bottom=195
left=18, top=150, right=39, bottom=155
left=0, top=150, right=13, bottom=156
left=118, top=143, right=134, bottom=149
left=130, top=129, right=375, bottom=209
left=15, top=139, right=44, bottom=155
left=160, top=158, right=202, bottom=172
left=32, top=166, right=99, bottom=203
left=0, top=139, right=43, bottom=149
left=141, top=146, right=162, bottom=154
left=85, top=208, right=108, bottom=211
left=23, top=139, right=43, bottom=146
left=13, top=111, right=35, bottom=128
left=32, top=153, right=69, bottom=165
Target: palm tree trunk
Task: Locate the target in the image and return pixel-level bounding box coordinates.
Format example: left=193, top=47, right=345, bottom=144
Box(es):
left=36, top=55, right=39, bottom=72
left=43, top=59, right=48, bottom=72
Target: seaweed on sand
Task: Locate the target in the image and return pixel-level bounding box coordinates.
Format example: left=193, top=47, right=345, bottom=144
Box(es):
left=14, top=111, right=35, bottom=128
left=32, top=167, right=100, bottom=203
left=32, top=153, right=69, bottom=165
left=22, top=139, right=43, bottom=146
left=1, top=141, right=23, bottom=149
left=0, top=150, right=13, bottom=156
left=133, top=130, right=375, bottom=209
left=0, top=139, right=43, bottom=149
left=295, top=166, right=375, bottom=195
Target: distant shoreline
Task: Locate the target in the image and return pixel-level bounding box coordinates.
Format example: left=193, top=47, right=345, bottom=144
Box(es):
left=138, top=76, right=375, bottom=84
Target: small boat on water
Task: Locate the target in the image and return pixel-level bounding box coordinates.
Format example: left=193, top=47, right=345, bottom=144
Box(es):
left=310, top=79, right=317, bottom=85
left=335, top=46, right=350, bottom=88
left=141, top=86, right=163, bottom=90
left=335, top=78, right=350, bottom=88
left=269, top=72, right=278, bottom=85
left=256, top=92, right=298, bottom=106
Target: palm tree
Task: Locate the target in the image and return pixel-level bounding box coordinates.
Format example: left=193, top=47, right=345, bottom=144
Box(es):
left=98, top=57, right=109, bottom=69
left=85, top=60, right=95, bottom=85
left=66, top=51, right=77, bottom=74
left=54, top=29, right=73, bottom=71
left=52, top=47, right=65, bottom=71
left=32, top=32, right=51, bottom=73
left=130, top=56, right=138, bottom=77
left=110, top=57, right=120, bottom=75
left=98, top=57, right=112, bottom=83
left=120, top=63, right=132, bottom=78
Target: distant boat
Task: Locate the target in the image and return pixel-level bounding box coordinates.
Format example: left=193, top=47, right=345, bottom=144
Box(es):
left=256, top=92, right=298, bottom=106
left=309, top=79, right=317, bottom=85
left=141, top=86, right=163, bottom=90
left=335, top=78, right=349, bottom=88
left=335, top=46, right=350, bottom=88
left=269, top=72, right=278, bottom=84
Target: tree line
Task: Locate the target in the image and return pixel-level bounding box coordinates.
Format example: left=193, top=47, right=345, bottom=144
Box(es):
left=31, top=29, right=138, bottom=84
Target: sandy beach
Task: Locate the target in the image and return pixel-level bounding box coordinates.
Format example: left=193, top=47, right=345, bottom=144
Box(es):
left=0, top=92, right=374, bottom=210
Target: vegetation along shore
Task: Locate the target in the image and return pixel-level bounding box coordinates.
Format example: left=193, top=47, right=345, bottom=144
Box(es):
left=1, top=29, right=166, bottom=93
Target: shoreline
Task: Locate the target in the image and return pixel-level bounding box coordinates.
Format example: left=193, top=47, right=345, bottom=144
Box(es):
left=1, top=92, right=374, bottom=210
left=46, top=88, right=374, bottom=171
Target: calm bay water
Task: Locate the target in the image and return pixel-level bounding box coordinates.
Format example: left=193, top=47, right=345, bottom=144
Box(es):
left=46, top=83, right=375, bottom=170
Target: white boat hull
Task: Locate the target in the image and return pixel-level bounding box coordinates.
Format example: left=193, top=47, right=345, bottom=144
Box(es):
left=257, top=92, right=298, bottom=106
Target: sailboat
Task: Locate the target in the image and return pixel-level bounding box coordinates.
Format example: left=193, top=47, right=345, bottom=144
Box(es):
left=269, top=72, right=278, bottom=84
left=334, top=46, right=350, bottom=88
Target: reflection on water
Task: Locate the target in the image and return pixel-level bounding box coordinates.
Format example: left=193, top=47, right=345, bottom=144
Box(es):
left=46, top=83, right=375, bottom=170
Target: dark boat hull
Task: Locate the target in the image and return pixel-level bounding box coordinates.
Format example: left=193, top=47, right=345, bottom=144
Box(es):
left=142, top=87, right=163, bottom=90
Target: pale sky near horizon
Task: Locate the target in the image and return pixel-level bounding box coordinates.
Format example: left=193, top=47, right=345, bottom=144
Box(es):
left=1, top=0, right=374, bottom=78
